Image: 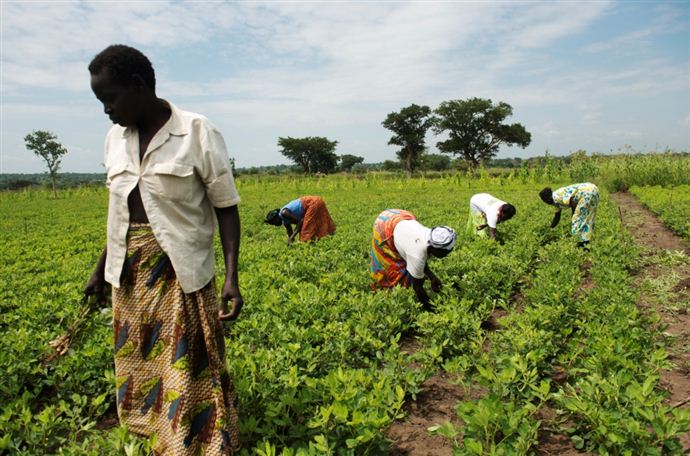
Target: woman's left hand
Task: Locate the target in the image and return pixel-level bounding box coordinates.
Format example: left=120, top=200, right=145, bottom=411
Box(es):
left=219, top=281, right=243, bottom=321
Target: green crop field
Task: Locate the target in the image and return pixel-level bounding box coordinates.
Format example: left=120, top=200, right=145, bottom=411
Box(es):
left=631, top=185, right=690, bottom=242
left=2, top=170, right=689, bottom=455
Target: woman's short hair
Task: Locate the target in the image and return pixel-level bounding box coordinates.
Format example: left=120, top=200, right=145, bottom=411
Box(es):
left=88, top=44, right=156, bottom=91
left=264, top=209, right=281, bottom=224
left=501, top=203, right=516, bottom=219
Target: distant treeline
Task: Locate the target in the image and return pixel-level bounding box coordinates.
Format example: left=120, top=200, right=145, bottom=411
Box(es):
left=3, top=150, right=689, bottom=192
left=233, top=154, right=590, bottom=175
left=0, top=172, right=106, bottom=191
left=0, top=156, right=535, bottom=189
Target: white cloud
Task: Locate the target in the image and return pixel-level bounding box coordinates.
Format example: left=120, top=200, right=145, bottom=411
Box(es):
left=584, top=28, right=655, bottom=54
left=1, top=1, right=243, bottom=93
left=2, top=60, right=88, bottom=91
left=581, top=110, right=602, bottom=125
left=2, top=1, right=612, bottom=100
left=534, top=121, right=561, bottom=138
left=609, top=129, right=643, bottom=139
left=2, top=102, right=94, bottom=119
left=584, top=3, right=689, bottom=54
left=506, top=2, right=613, bottom=49
left=159, top=1, right=619, bottom=120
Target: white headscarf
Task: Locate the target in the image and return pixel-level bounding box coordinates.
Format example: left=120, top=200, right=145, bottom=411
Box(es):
left=429, top=226, right=457, bottom=251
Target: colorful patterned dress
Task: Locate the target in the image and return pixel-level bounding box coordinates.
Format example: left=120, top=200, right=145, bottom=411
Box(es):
left=369, top=209, right=416, bottom=289
left=552, top=183, right=600, bottom=242
left=113, top=224, right=240, bottom=455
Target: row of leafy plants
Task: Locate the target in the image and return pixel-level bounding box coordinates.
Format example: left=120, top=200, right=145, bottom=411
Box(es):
left=630, top=184, right=690, bottom=241
left=429, top=193, right=690, bottom=453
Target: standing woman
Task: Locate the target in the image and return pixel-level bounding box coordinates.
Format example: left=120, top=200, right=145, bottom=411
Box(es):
left=540, top=183, right=600, bottom=247
left=84, top=45, right=241, bottom=454
left=264, top=195, right=336, bottom=244
left=370, top=209, right=456, bottom=308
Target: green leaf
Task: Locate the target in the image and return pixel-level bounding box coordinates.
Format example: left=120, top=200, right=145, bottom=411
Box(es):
left=571, top=435, right=584, bottom=449
left=464, top=437, right=483, bottom=454
left=332, top=402, right=348, bottom=421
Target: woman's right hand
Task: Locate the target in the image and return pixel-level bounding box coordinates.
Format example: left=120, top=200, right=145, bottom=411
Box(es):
left=85, top=247, right=108, bottom=303
left=550, top=210, right=562, bottom=228
left=84, top=272, right=106, bottom=303
left=430, top=276, right=442, bottom=293
left=412, top=278, right=430, bottom=306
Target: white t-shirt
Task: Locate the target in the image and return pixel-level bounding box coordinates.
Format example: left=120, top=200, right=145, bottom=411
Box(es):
left=393, top=219, right=431, bottom=279
left=470, top=193, right=506, bottom=229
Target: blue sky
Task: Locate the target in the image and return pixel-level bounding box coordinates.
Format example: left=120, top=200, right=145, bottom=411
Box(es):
left=1, top=1, right=689, bottom=173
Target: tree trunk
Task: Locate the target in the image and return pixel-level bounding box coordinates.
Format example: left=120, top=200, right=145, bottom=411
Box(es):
left=406, top=155, right=412, bottom=178
left=468, top=158, right=479, bottom=177
left=51, top=173, right=57, bottom=199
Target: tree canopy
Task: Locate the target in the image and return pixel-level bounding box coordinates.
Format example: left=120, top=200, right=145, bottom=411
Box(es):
left=433, top=98, right=531, bottom=168
left=421, top=153, right=451, bottom=171
left=382, top=104, right=434, bottom=176
left=24, top=130, right=68, bottom=198
left=277, top=136, right=339, bottom=174
left=339, top=154, right=364, bottom=172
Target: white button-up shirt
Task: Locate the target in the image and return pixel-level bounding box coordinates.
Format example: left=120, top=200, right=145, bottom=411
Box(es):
left=103, top=101, right=240, bottom=293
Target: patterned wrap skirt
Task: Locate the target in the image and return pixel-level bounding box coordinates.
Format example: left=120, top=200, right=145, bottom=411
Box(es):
left=299, top=196, right=336, bottom=242
left=112, top=224, right=240, bottom=455
left=369, top=209, right=416, bottom=289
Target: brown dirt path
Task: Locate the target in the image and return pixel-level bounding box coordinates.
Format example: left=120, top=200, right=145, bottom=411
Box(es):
left=386, top=371, right=471, bottom=456
left=385, top=333, right=470, bottom=455
left=611, top=192, right=690, bottom=449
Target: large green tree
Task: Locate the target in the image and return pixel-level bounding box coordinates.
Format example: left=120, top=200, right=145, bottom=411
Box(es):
left=278, top=136, right=339, bottom=174
left=24, top=130, right=68, bottom=198
left=433, top=98, right=531, bottom=169
left=382, top=104, right=433, bottom=177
